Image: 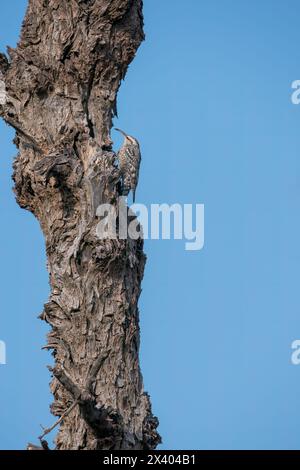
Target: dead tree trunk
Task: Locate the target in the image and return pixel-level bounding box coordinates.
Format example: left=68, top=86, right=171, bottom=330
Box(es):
left=0, top=0, right=160, bottom=450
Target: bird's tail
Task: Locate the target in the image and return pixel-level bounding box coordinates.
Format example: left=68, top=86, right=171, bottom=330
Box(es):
left=133, top=190, right=136, bottom=203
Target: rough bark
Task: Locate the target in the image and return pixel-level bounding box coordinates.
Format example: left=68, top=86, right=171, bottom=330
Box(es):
left=0, top=0, right=160, bottom=450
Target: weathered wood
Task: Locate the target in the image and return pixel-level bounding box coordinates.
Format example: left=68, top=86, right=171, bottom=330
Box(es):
left=0, top=0, right=160, bottom=450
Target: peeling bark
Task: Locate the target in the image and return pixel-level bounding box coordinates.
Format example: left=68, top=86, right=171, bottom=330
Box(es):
left=1, top=0, right=160, bottom=450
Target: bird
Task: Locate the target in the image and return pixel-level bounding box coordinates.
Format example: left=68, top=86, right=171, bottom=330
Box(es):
left=115, top=128, right=141, bottom=203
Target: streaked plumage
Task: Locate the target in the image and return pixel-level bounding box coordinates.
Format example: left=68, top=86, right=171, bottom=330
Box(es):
left=115, top=128, right=141, bottom=203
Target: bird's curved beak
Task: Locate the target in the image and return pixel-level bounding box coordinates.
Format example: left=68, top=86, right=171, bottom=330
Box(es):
left=114, top=128, right=128, bottom=138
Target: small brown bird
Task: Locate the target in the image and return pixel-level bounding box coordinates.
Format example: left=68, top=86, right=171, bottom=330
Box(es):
left=115, top=128, right=141, bottom=203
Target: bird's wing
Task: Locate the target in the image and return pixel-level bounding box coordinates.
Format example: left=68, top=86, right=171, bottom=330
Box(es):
left=127, top=144, right=141, bottom=167
left=128, top=145, right=141, bottom=188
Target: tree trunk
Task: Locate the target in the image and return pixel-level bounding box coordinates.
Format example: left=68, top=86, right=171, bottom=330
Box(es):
left=0, top=0, right=160, bottom=450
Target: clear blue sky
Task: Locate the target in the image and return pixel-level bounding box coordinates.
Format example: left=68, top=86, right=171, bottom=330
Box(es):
left=1, top=0, right=300, bottom=450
